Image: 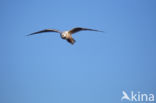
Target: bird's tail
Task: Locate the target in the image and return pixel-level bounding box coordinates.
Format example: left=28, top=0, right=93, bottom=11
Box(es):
left=67, top=38, right=76, bottom=45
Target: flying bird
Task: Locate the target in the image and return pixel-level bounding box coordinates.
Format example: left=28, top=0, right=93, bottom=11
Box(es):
left=27, top=27, right=103, bottom=44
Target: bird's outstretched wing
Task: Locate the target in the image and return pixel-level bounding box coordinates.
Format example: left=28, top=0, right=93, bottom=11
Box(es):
left=69, top=27, right=103, bottom=34
left=27, top=29, right=61, bottom=36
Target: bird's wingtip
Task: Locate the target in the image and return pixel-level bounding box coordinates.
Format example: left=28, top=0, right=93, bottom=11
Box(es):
left=26, top=34, right=31, bottom=36
left=98, top=30, right=104, bottom=32
left=26, top=33, right=35, bottom=36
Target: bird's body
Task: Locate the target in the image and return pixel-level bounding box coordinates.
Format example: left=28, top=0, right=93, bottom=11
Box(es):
left=27, top=27, right=102, bottom=44
left=60, top=31, right=76, bottom=44
left=61, top=31, right=70, bottom=39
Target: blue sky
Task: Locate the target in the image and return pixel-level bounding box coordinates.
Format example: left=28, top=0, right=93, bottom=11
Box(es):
left=0, top=0, right=156, bottom=103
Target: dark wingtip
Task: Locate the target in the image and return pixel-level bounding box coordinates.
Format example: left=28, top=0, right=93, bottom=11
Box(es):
left=26, top=33, right=35, bottom=36
left=97, top=30, right=104, bottom=32
left=26, top=34, right=32, bottom=36
left=96, top=29, right=105, bottom=33
left=88, top=28, right=104, bottom=32
left=26, top=34, right=31, bottom=36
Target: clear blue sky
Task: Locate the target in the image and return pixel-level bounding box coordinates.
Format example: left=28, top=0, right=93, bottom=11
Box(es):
left=0, top=0, right=156, bottom=103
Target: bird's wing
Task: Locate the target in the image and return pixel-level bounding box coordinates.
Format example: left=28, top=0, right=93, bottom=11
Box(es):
left=68, top=27, right=103, bottom=34
left=27, top=29, right=61, bottom=36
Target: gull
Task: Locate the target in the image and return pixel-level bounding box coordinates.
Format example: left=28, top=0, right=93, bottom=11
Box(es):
left=27, top=27, right=102, bottom=44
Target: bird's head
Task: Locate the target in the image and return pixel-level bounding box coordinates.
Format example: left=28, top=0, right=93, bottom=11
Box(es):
left=61, top=34, right=65, bottom=39
left=61, top=32, right=67, bottom=39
